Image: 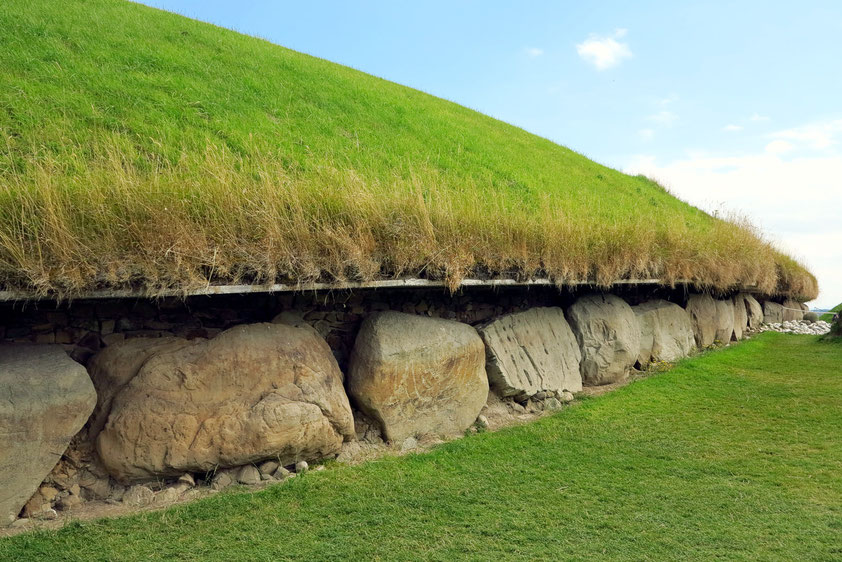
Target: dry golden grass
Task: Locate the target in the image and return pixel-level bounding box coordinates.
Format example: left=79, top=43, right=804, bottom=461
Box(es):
left=0, top=139, right=817, bottom=300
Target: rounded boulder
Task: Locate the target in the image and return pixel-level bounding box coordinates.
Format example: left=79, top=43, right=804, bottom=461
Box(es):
left=347, top=312, right=488, bottom=443
left=97, top=323, right=354, bottom=482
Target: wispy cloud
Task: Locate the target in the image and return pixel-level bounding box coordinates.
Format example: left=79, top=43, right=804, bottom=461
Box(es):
left=750, top=113, right=770, bottom=122
left=576, top=29, right=632, bottom=70
left=723, top=124, right=743, bottom=132
left=648, top=110, right=677, bottom=127
left=658, top=94, right=679, bottom=106
left=638, top=128, right=655, bottom=141
left=524, top=47, right=544, bottom=57
left=769, top=119, right=842, bottom=150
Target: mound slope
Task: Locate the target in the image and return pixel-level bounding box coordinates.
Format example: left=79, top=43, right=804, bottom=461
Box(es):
left=0, top=0, right=817, bottom=299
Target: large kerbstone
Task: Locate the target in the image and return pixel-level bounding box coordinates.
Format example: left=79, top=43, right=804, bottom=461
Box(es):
left=732, top=295, right=748, bottom=340
left=566, top=294, right=640, bottom=386
left=97, top=323, right=354, bottom=482
left=736, top=293, right=764, bottom=331
left=478, top=307, right=582, bottom=399
left=783, top=299, right=805, bottom=322
left=633, top=300, right=695, bottom=365
left=347, top=312, right=488, bottom=442
left=86, top=337, right=193, bottom=440
left=1, top=345, right=96, bottom=526
left=714, top=299, right=735, bottom=343
left=685, top=294, right=717, bottom=348
left=763, top=301, right=784, bottom=324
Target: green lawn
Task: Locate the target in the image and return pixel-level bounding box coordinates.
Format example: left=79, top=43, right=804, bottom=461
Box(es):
left=0, top=0, right=815, bottom=298
left=3, top=332, right=840, bottom=560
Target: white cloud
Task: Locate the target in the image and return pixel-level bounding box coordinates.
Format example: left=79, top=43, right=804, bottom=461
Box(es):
left=750, top=113, right=771, bottom=122
left=525, top=47, right=544, bottom=57
left=648, top=110, right=678, bottom=127
left=576, top=29, right=632, bottom=70
left=638, top=128, right=655, bottom=141
left=623, top=122, right=842, bottom=307
left=723, top=124, right=743, bottom=132
left=769, top=119, right=842, bottom=150
left=765, top=139, right=794, bottom=154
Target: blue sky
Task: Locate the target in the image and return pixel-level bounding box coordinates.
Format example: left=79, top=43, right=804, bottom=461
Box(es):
left=140, top=1, right=842, bottom=307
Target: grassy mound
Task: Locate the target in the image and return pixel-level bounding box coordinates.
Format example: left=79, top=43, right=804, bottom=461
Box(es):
left=2, top=333, right=840, bottom=558
left=820, top=303, right=841, bottom=322
left=0, top=0, right=817, bottom=298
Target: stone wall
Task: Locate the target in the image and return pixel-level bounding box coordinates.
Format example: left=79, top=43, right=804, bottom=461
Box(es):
left=0, top=285, right=787, bottom=526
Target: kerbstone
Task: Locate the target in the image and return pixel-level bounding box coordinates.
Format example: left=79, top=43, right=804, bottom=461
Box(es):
left=763, top=301, right=785, bottom=324
left=736, top=293, right=764, bottom=331
left=685, top=294, right=717, bottom=348
left=783, top=299, right=805, bottom=322
left=97, top=323, right=354, bottom=482
left=566, top=294, right=640, bottom=386
left=348, top=312, right=488, bottom=442
left=714, top=299, right=735, bottom=343
left=478, top=307, right=582, bottom=399
left=1, top=345, right=96, bottom=526
left=632, top=300, right=695, bottom=365
left=731, top=296, right=748, bottom=340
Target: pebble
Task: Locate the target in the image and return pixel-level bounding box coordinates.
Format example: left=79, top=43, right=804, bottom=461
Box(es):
left=236, top=465, right=261, bottom=485
left=122, top=485, right=154, bottom=507
left=153, top=487, right=182, bottom=504
left=258, top=460, right=280, bottom=478
left=295, top=461, right=309, bottom=473
left=544, top=397, right=563, bottom=411
left=35, top=508, right=58, bottom=521
left=210, top=471, right=233, bottom=490
left=273, top=466, right=291, bottom=480
left=177, top=473, right=195, bottom=488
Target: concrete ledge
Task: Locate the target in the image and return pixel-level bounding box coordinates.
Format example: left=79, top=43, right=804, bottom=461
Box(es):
left=0, top=277, right=761, bottom=302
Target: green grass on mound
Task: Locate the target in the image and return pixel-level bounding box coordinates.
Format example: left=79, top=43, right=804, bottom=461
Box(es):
left=0, top=0, right=817, bottom=299
left=820, top=303, right=841, bottom=322
left=3, top=333, right=841, bottom=560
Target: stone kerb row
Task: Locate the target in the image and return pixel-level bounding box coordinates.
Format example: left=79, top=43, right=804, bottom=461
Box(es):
left=0, top=290, right=775, bottom=525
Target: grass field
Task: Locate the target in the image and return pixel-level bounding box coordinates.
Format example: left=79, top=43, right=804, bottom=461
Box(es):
left=0, top=0, right=816, bottom=299
left=2, top=332, right=840, bottom=560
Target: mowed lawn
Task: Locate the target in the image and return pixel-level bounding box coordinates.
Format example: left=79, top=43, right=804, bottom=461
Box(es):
left=3, top=333, right=840, bottom=560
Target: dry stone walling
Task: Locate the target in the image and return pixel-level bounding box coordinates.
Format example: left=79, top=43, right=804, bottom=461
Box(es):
left=0, top=287, right=807, bottom=526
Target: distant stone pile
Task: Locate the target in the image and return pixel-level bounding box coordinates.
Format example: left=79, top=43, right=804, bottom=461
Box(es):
left=759, top=320, right=832, bottom=336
